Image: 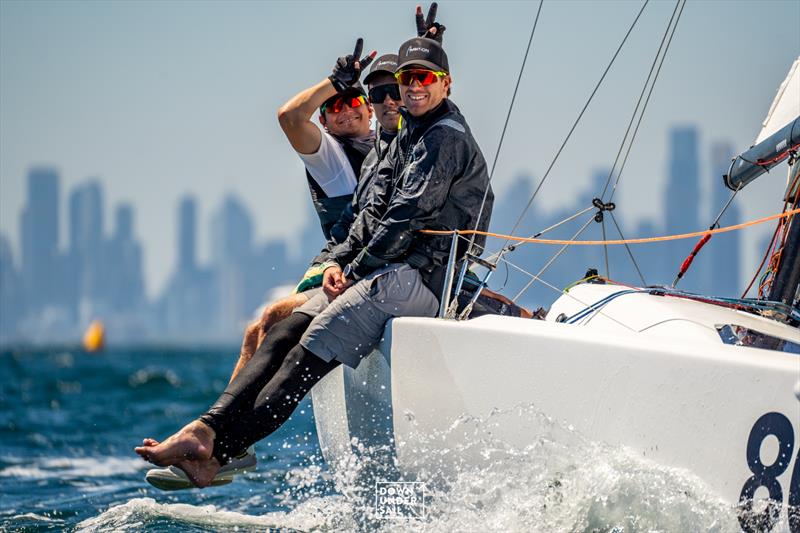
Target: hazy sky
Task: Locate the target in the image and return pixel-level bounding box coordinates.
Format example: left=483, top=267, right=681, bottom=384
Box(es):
left=1, top=0, right=798, bottom=297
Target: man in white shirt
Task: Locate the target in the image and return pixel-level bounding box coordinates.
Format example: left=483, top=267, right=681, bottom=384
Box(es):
left=225, top=40, right=380, bottom=383
left=278, top=39, right=376, bottom=239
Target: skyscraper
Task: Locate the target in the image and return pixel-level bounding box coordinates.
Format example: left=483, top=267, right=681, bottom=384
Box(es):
left=210, top=195, right=254, bottom=338
left=211, top=195, right=253, bottom=266
left=178, top=196, right=197, bottom=274
left=665, top=126, right=700, bottom=234
left=107, top=203, right=144, bottom=310
left=664, top=126, right=703, bottom=290
left=69, top=181, right=104, bottom=258
left=20, top=167, right=60, bottom=311
left=68, top=180, right=106, bottom=323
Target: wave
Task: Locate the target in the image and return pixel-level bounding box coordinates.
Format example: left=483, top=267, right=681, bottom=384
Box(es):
left=0, top=456, right=146, bottom=480
left=73, top=404, right=793, bottom=532
left=288, top=404, right=748, bottom=532
left=75, top=497, right=345, bottom=532
left=6, top=512, right=65, bottom=526
left=127, top=367, right=182, bottom=388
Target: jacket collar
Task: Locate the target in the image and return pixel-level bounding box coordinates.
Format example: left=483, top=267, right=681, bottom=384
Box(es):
left=398, top=99, right=457, bottom=135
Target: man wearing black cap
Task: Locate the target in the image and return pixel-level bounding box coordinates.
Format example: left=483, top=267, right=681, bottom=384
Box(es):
left=227, top=53, right=404, bottom=385
left=308, top=35, right=493, bottom=365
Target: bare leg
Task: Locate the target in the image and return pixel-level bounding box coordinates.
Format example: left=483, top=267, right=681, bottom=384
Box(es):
left=229, top=292, right=309, bottom=383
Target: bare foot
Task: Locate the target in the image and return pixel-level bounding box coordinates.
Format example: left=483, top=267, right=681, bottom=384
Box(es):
left=173, top=455, right=223, bottom=488
left=135, top=420, right=215, bottom=467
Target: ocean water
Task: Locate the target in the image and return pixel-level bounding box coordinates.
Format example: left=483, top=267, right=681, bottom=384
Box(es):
left=0, top=346, right=782, bottom=532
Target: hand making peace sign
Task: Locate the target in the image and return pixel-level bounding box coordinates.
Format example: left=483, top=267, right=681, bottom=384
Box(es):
left=328, top=38, right=377, bottom=93
left=416, top=3, right=446, bottom=43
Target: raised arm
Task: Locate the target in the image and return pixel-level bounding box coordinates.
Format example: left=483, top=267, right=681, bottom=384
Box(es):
left=276, top=79, right=336, bottom=154
left=276, top=39, right=375, bottom=155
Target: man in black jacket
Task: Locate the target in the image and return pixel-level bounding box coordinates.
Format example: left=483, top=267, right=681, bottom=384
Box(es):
left=135, top=33, right=493, bottom=489
left=228, top=53, right=402, bottom=383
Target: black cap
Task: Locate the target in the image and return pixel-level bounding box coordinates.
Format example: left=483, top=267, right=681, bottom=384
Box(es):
left=396, top=37, right=449, bottom=73
left=363, top=54, right=399, bottom=85
left=320, top=82, right=367, bottom=114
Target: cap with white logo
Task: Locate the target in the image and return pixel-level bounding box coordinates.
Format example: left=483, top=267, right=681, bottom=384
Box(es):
left=396, top=37, right=449, bottom=73
left=364, top=54, right=399, bottom=85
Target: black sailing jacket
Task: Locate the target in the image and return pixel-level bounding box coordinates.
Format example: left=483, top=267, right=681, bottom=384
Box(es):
left=305, top=132, right=375, bottom=240
left=324, top=99, right=494, bottom=280
left=311, top=128, right=397, bottom=265
left=328, top=128, right=397, bottom=244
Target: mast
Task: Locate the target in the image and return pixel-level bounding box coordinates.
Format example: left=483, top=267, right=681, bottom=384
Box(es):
left=766, top=158, right=800, bottom=321
left=723, top=58, right=800, bottom=323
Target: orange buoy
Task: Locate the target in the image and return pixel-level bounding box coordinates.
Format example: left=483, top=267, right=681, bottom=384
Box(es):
left=82, top=320, right=105, bottom=353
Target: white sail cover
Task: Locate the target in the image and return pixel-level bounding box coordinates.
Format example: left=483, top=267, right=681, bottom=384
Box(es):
left=755, top=56, right=800, bottom=144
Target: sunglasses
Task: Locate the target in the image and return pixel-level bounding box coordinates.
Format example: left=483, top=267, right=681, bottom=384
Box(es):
left=394, top=69, right=447, bottom=87
left=368, top=84, right=401, bottom=103
left=321, top=94, right=366, bottom=114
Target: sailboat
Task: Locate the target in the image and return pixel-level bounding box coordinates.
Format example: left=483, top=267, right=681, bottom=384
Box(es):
left=311, top=12, right=800, bottom=531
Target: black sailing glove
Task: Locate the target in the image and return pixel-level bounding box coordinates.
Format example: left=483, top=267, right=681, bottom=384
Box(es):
left=416, top=3, right=446, bottom=43
left=328, top=38, right=376, bottom=93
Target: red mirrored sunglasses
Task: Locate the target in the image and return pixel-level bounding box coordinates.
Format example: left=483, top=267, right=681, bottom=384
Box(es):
left=394, top=69, right=447, bottom=87
left=321, top=94, right=366, bottom=114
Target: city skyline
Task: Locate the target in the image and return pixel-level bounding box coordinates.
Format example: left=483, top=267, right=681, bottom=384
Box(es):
left=1, top=1, right=798, bottom=296
left=0, top=123, right=761, bottom=345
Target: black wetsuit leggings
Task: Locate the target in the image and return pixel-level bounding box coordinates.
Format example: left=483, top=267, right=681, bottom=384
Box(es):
left=199, top=312, right=341, bottom=464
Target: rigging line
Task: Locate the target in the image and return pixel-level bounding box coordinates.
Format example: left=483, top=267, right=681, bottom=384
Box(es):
left=497, top=255, right=639, bottom=332
left=484, top=204, right=595, bottom=262
left=609, top=211, right=647, bottom=286
left=469, top=0, right=544, bottom=258
left=710, top=184, right=742, bottom=230
left=599, top=0, right=682, bottom=200
left=608, top=0, right=686, bottom=202
left=601, top=217, right=610, bottom=278
left=420, top=207, right=800, bottom=244
left=512, top=215, right=596, bottom=302
left=741, top=172, right=795, bottom=297
left=499, top=0, right=650, bottom=254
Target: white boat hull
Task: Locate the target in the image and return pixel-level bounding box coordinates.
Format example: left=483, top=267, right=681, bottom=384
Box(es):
left=312, top=284, right=800, bottom=528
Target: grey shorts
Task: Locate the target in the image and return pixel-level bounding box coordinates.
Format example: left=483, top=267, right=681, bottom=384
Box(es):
left=292, top=287, right=327, bottom=318
left=299, top=263, right=439, bottom=368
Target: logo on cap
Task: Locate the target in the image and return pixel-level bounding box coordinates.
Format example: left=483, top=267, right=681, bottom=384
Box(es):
left=406, top=46, right=430, bottom=55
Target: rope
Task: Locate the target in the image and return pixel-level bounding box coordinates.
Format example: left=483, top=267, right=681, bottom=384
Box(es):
left=606, top=0, right=686, bottom=203
left=495, top=254, right=639, bottom=332
left=672, top=183, right=742, bottom=288
left=420, top=207, right=800, bottom=245
left=512, top=215, right=596, bottom=301
left=600, top=0, right=684, bottom=200
left=609, top=211, right=647, bottom=286
left=484, top=204, right=595, bottom=262
left=601, top=217, right=610, bottom=278
left=468, top=0, right=544, bottom=256
left=499, top=0, right=650, bottom=251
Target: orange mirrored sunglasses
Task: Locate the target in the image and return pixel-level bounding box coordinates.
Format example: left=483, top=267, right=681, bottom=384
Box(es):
left=321, top=94, right=366, bottom=114
left=394, top=69, right=447, bottom=87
